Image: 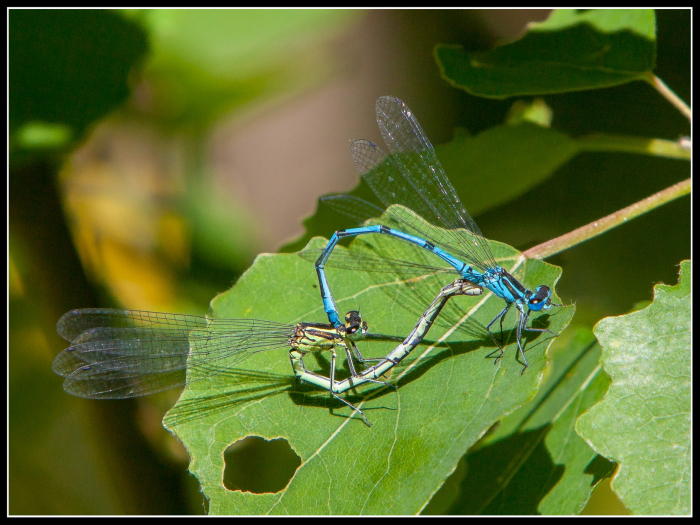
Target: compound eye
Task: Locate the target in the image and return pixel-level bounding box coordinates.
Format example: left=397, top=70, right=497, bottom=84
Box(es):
left=534, top=286, right=551, bottom=300
left=528, top=285, right=552, bottom=310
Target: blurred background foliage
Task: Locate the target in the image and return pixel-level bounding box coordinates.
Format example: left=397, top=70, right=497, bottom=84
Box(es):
left=9, top=9, right=688, bottom=514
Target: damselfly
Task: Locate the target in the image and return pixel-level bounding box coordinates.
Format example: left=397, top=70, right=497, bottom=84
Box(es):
left=53, top=279, right=480, bottom=426
left=301, top=96, right=562, bottom=373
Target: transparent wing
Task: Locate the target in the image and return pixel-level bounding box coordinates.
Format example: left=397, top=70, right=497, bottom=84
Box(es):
left=298, top=244, right=456, bottom=276
left=300, top=194, right=459, bottom=276
left=351, top=230, right=487, bottom=340
left=54, top=309, right=294, bottom=399
left=320, top=194, right=384, bottom=225
left=301, top=194, right=487, bottom=339
left=383, top=206, right=498, bottom=274
left=375, top=96, right=474, bottom=234
left=349, top=96, right=498, bottom=270
left=311, top=194, right=496, bottom=276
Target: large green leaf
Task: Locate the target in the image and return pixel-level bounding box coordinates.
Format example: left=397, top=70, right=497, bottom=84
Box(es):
left=435, top=9, right=656, bottom=98
left=163, top=213, right=574, bottom=514
left=576, top=260, right=690, bottom=515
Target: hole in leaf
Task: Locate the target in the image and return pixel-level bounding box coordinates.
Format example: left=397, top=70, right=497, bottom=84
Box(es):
left=223, top=436, right=301, bottom=494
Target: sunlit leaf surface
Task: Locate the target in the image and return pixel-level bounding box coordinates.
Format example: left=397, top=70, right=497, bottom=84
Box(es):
left=577, top=260, right=690, bottom=515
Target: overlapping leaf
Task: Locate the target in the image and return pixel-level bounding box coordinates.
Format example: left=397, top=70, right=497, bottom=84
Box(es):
left=576, top=260, right=690, bottom=515
left=439, top=329, right=610, bottom=515
left=435, top=9, right=656, bottom=98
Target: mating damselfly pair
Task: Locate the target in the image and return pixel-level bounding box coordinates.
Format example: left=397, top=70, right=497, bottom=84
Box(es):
left=54, top=96, right=564, bottom=426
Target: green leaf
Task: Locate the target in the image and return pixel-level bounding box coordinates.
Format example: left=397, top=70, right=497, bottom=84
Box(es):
left=439, top=329, right=610, bottom=515
left=576, top=260, right=690, bottom=515
left=435, top=9, right=656, bottom=98
left=163, top=213, right=574, bottom=514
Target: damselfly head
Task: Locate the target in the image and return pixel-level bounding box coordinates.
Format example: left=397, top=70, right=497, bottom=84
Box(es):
left=527, top=285, right=553, bottom=311
left=343, top=310, right=368, bottom=340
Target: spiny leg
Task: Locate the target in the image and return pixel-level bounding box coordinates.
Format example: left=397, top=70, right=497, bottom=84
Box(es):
left=329, top=347, right=372, bottom=426
left=485, top=304, right=511, bottom=364
left=516, top=307, right=529, bottom=374
left=350, top=340, right=387, bottom=364
left=347, top=341, right=393, bottom=388
left=518, top=311, right=558, bottom=375
left=499, top=307, right=508, bottom=346
left=342, top=341, right=360, bottom=377
left=524, top=299, right=562, bottom=338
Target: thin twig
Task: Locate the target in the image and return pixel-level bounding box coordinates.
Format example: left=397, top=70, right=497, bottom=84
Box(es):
left=645, top=73, right=691, bottom=120
left=524, top=178, right=690, bottom=260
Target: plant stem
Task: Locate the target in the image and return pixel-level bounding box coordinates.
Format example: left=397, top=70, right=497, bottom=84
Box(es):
left=524, top=178, right=690, bottom=260
left=576, top=134, right=691, bottom=160
left=645, top=73, right=691, bottom=120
